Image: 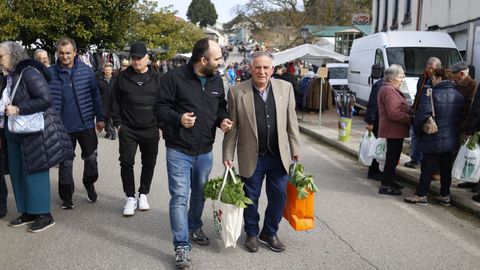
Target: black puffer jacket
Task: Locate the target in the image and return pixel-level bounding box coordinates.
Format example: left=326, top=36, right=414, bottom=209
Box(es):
left=9, top=59, right=73, bottom=173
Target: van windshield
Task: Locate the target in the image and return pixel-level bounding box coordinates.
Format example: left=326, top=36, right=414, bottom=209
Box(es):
left=386, top=47, right=462, bottom=76
left=328, top=67, right=348, bottom=79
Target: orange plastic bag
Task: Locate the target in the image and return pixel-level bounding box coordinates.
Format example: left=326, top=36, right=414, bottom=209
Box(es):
left=283, top=182, right=315, bottom=231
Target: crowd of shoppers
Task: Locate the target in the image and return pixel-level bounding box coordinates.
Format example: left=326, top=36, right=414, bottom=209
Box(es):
left=3, top=34, right=480, bottom=270
left=365, top=59, right=480, bottom=205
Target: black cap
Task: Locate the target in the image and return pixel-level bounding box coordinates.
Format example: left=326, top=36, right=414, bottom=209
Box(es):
left=451, top=61, right=469, bottom=73
left=130, top=42, right=147, bottom=58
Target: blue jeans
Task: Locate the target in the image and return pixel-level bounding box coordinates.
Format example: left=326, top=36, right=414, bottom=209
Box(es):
left=410, top=127, right=423, bottom=163
left=242, top=153, right=289, bottom=237
left=166, top=148, right=213, bottom=248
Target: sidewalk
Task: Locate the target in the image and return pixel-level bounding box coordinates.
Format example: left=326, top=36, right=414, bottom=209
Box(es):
left=297, top=108, right=480, bottom=218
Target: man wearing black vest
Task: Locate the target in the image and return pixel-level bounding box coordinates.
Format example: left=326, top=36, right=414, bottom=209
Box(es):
left=223, top=51, right=301, bottom=253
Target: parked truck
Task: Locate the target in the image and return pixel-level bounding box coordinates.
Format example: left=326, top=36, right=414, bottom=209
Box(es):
left=348, top=31, right=462, bottom=109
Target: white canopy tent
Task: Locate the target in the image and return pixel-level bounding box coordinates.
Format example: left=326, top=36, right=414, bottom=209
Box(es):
left=272, top=44, right=347, bottom=66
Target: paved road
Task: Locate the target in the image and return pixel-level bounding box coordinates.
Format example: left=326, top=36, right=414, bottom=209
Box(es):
left=1, top=130, right=479, bottom=270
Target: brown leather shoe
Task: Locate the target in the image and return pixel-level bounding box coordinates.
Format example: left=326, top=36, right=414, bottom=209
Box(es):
left=259, top=233, right=286, bottom=252
left=244, top=235, right=259, bottom=252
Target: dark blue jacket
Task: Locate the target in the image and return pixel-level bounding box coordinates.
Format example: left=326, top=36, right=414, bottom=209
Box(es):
left=364, top=78, right=384, bottom=127
left=48, top=59, right=104, bottom=132
left=414, top=80, right=464, bottom=153
left=9, top=59, right=73, bottom=173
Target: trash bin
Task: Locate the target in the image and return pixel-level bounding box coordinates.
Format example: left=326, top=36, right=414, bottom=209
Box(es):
left=338, top=117, right=351, bottom=142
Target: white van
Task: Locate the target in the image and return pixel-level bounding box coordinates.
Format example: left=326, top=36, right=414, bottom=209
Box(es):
left=348, top=31, right=462, bottom=109
left=326, top=63, right=349, bottom=91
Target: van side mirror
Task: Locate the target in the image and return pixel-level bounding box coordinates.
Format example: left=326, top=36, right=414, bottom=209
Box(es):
left=370, top=64, right=384, bottom=80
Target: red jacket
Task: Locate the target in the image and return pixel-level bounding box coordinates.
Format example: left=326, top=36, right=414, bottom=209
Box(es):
left=377, top=82, right=411, bottom=138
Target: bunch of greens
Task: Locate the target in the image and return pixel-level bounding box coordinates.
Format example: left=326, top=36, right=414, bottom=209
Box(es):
left=204, top=170, right=253, bottom=208
left=289, top=162, right=319, bottom=199
left=466, top=132, right=480, bottom=150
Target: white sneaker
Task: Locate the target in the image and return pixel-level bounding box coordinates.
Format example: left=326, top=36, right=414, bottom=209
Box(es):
left=138, top=194, right=150, bottom=211
left=123, top=197, right=137, bottom=216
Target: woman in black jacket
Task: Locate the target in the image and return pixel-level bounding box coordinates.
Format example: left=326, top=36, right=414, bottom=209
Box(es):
left=405, top=67, right=464, bottom=206
left=0, top=41, right=72, bottom=232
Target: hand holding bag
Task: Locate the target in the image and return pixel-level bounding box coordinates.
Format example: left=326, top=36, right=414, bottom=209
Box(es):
left=7, top=70, right=44, bottom=134
left=211, top=167, right=244, bottom=248
left=283, top=161, right=315, bottom=231
left=358, top=130, right=376, bottom=166
left=422, top=88, right=438, bottom=134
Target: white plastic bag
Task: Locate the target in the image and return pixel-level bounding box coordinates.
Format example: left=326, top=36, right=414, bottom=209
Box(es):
left=359, top=130, right=376, bottom=166
left=368, top=138, right=387, bottom=161
left=452, top=142, right=480, bottom=182
left=378, top=160, right=385, bottom=172
left=212, top=168, right=244, bottom=248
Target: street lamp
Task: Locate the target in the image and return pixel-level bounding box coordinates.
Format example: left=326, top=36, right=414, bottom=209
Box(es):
left=300, top=27, right=309, bottom=43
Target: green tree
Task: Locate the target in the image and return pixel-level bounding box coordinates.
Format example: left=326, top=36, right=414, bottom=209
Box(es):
left=187, top=0, right=218, bottom=28
left=0, top=0, right=137, bottom=53
left=128, top=0, right=205, bottom=60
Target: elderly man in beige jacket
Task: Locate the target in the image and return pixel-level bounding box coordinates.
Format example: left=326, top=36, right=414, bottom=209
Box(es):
left=223, top=51, right=301, bottom=253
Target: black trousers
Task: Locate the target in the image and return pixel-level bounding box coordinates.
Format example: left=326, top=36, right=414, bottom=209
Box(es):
left=381, top=138, right=404, bottom=186
left=119, top=125, right=159, bottom=197
left=416, top=152, right=452, bottom=196
left=58, top=128, right=98, bottom=201
left=0, top=175, right=7, bottom=212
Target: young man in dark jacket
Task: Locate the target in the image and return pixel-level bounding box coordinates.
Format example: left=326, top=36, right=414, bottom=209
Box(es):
left=155, top=38, right=232, bottom=269
left=111, top=42, right=162, bottom=216
left=49, top=37, right=105, bottom=209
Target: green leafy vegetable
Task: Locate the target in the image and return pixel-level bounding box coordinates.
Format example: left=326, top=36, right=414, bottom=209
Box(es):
left=204, top=169, right=253, bottom=208
left=289, top=162, right=318, bottom=199
left=467, top=132, right=480, bottom=150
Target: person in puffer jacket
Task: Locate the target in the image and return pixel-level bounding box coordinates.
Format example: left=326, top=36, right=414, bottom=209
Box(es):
left=405, top=67, right=464, bottom=206
left=49, top=37, right=104, bottom=210
left=0, top=41, right=73, bottom=232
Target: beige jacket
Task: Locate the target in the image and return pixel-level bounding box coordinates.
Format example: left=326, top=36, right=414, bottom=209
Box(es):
left=222, top=78, right=301, bottom=178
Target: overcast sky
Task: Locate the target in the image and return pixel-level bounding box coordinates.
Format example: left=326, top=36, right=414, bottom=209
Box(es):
left=157, top=0, right=248, bottom=23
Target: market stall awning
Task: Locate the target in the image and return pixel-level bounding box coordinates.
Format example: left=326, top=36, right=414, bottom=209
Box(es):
left=272, top=44, right=347, bottom=66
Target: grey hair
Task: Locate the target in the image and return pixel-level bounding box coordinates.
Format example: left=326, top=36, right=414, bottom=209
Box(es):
left=56, top=37, right=77, bottom=51
left=384, top=64, right=404, bottom=82
left=251, top=51, right=274, bottom=61
left=34, top=48, right=48, bottom=59
left=426, top=57, right=441, bottom=68
left=0, top=41, right=29, bottom=72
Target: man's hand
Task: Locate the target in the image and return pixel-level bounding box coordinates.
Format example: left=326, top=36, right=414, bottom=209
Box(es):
left=223, top=160, right=234, bottom=168
left=365, top=124, right=374, bottom=132
left=96, top=121, right=105, bottom=132
left=220, top=118, right=234, bottom=133
left=181, top=112, right=196, bottom=128
left=291, top=155, right=299, bottom=161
